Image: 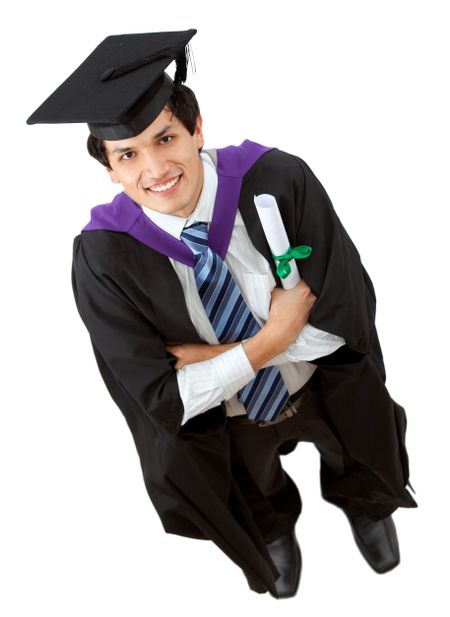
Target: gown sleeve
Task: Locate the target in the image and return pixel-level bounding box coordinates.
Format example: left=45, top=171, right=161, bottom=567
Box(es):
left=71, top=233, right=184, bottom=433
left=289, top=155, right=376, bottom=354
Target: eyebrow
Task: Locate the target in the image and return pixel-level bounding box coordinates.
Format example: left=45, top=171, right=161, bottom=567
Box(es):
left=110, top=145, right=135, bottom=155
left=153, top=123, right=174, bottom=140
left=110, top=124, right=175, bottom=156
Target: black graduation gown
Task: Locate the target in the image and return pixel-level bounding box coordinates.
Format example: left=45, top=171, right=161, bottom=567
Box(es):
left=71, top=141, right=417, bottom=596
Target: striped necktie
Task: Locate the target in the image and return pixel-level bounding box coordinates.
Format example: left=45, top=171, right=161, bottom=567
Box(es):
left=180, top=221, right=289, bottom=422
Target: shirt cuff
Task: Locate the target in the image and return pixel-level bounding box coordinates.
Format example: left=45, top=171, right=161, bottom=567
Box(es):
left=178, top=344, right=255, bottom=426
left=212, top=344, right=256, bottom=400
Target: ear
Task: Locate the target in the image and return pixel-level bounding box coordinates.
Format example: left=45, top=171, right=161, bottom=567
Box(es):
left=106, top=166, right=121, bottom=184
left=194, top=114, right=204, bottom=150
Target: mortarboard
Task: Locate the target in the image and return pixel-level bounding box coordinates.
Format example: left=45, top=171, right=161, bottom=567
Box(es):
left=27, top=28, right=197, bottom=140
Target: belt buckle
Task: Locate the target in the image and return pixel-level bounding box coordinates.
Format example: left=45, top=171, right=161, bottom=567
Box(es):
left=284, top=400, right=298, bottom=418
left=257, top=419, right=274, bottom=428
left=256, top=400, right=298, bottom=428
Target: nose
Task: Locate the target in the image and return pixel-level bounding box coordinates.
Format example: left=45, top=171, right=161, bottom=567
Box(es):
left=140, top=149, right=170, bottom=184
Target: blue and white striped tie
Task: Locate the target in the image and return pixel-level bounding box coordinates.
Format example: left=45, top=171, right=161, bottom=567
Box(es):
left=181, top=222, right=289, bottom=422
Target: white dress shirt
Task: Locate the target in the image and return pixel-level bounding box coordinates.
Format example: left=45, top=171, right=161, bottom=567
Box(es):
left=142, top=151, right=346, bottom=425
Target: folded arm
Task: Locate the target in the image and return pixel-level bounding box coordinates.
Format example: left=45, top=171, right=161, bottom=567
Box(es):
left=167, top=279, right=317, bottom=369
left=167, top=280, right=318, bottom=424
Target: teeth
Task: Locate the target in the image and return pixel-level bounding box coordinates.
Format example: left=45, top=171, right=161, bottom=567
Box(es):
left=149, top=175, right=180, bottom=193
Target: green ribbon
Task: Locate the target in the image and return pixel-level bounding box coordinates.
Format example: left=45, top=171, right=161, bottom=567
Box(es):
left=272, top=245, right=312, bottom=279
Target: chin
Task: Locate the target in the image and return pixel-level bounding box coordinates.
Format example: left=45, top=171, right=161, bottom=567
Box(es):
left=142, top=200, right=184, bottom=216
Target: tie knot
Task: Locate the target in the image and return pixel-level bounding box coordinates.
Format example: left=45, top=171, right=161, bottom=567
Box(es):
left=180, top=221, right=209, bottom=255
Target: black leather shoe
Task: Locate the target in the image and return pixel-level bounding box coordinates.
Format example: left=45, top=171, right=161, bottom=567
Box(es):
left=345, top=512, right=400, bottom=574
left=266, top=530, right=302, bottom=598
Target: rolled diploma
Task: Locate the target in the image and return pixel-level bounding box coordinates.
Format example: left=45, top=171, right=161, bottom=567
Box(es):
left=254, top=194, right=301, bottom=289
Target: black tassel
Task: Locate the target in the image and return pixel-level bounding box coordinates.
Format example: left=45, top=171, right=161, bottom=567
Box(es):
left=174, top=44, right=191, bottom=84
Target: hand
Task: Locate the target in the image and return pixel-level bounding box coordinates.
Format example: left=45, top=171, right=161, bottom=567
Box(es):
left=166, top=342, right=239, bottom=369
left=265, top=280, right=317, bottom=351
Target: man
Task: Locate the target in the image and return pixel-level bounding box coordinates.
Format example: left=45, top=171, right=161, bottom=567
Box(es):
left=27, top=29, right=417, bottom=599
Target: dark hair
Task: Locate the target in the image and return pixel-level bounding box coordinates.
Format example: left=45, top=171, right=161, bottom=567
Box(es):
left=86, top=84, right=201, bottom=168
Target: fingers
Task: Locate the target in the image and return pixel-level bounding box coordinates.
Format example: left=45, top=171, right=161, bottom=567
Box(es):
left=297, top=280, right=317, bottom=303
left=166, top=345, right=183, bottom=370
left=166, top=344, right=181, bottom=356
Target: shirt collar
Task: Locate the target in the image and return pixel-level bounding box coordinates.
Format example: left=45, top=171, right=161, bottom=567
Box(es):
left=140, top=152, right=218, bottom=240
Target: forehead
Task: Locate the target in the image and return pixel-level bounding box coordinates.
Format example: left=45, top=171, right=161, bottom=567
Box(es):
left=104, top=108, right=179, bottom=152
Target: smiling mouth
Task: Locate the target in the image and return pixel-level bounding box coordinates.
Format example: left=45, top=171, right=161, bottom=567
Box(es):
left=147, top=175, right=181, bottom=193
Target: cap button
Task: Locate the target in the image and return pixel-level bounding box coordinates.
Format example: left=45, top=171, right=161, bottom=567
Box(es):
left=100, top=67, right=115, bottom=81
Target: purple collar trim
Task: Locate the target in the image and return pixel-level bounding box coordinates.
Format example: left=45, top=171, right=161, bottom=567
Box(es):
left=82, top=140, right=273, bottom=265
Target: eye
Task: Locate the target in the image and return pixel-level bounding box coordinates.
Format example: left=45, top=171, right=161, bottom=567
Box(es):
left=160, top=135, right=174, bottom=145
left=120, top=151, right=135, bottom=161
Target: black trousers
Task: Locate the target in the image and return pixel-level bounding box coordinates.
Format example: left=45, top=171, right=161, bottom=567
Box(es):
left=227, top=381, right=371, bottom=543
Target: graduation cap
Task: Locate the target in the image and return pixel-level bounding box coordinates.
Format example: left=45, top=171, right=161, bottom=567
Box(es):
left=27, top=28, right=197, bottom=140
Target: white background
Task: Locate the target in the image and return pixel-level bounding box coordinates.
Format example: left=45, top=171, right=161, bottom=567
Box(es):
left=2, top=0, right=449, bottom=615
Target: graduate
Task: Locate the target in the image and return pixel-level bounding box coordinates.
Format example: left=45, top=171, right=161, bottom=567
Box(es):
left=27, top=28, right=417, bottom=599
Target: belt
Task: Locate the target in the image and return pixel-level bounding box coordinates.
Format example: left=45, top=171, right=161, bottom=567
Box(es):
left=230, top=384, right=310, bottom=428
